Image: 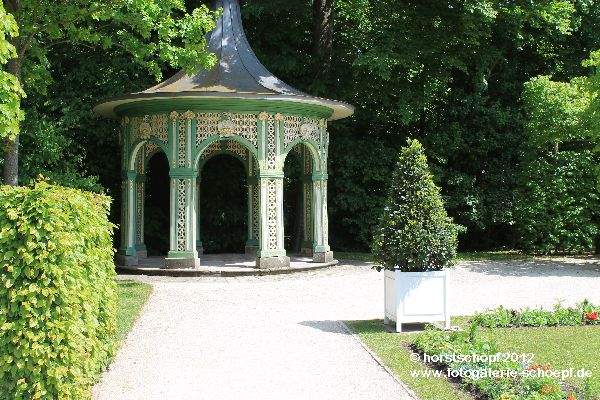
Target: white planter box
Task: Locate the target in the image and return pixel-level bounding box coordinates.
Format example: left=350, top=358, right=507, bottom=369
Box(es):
left=384, top=270, right=450, bottom=332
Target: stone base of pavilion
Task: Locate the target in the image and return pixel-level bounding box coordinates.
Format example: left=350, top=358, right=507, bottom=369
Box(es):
left=115, top=254, right=338, bottom=277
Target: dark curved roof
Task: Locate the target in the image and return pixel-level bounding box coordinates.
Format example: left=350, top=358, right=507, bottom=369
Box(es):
left=145, top=0, right=305, bottom=96
left=94, top=0, right=354, bottom=120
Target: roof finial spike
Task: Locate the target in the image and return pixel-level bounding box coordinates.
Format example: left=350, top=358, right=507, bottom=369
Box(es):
left=143, top=0, right=302, bottom=96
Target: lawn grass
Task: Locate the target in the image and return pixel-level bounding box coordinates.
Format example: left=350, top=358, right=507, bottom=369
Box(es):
left=348, top=318, right=600, bottom=400
left=478, top=324, right=600, bottom=395
left=335, top=250, right=536, bottom=262
left=115, top=280, right=153, bottom=345
left=455, top=251, right=532, bottom=261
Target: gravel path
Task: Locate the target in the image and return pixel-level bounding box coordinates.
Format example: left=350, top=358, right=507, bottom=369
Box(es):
left=93, top=257, right=600, bottom=400
left=451, top=257, right=600, bottom=314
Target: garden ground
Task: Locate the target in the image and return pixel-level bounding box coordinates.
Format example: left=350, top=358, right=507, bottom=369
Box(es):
left=348, top=319, right=600, bottom=400
left=96, top=257, right=600, bottom=400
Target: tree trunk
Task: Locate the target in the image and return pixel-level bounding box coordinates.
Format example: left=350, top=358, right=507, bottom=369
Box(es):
left=418, top=108, right=426, bottom=137
left=312, top=0, right=335, bottom=80
left=3, top=135, right=19, bottom=186
left=3, top=55, right=22, bottom=186
left=595, top=234, right=600, bottom=255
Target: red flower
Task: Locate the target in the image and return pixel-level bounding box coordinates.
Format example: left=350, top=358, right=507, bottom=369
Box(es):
left=585, top=311, right=598, bottom=321
left=527, top=363, right=551, bottom=371
left=541, top=385, right=557, bottom=395
left=567, top=395, right=577, bottom=400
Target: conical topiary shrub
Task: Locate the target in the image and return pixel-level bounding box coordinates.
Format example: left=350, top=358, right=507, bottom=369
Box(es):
left=373, top=139, right=461, bottom=272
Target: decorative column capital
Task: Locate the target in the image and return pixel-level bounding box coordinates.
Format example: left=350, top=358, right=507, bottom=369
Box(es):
left=139, top=122, right=152, bottom=139
left=183, top=110, right=196, bottom=120
left=126, top=170, right=138, bottom=180
left=169, top=168, right=196, bottom=179
left=258, top=111, right=269, bottom=121
left=312, top=172, right=328, bottom=181
left=169, top=111, right=179, bottom=120
left=257, top=170, right=284, bottom=179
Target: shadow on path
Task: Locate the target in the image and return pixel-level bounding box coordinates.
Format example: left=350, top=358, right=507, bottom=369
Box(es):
left=458, top=258, right=600, bottom=278
left=298, top=320, right=352, bottom=334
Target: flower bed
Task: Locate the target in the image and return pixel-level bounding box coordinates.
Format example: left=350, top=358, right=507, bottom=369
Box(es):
left=412, top=325, right=586, bottom=400
left=472, top=300, right=599, bottom=328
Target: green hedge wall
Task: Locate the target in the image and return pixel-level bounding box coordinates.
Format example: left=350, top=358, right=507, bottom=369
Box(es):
left=0, top=182, right=117, bottom=400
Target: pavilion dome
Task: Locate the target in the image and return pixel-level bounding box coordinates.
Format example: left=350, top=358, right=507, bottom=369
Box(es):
left=94, top=0, right=354, bottom=120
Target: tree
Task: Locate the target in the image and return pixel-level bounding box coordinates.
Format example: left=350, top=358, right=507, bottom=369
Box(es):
left=312, top=0, right=335, bottom=82
left=516, top=66, right=600, bottom=253
left=5, top=0, right=596, bottom=253
left=372, top=139, right=461, bottom=272
left=584, top=50, right=600, bottom=139
left=16, top=43, right=157, bottom=193
left=240, top=0, right=587, bottom=252
left=515, top=151, right=599, bottom=254
left=1, top=0, right=218, bottom=186
left=0, top=2, right=22, bottom=150
left=328, top=0, right=580, bottom=250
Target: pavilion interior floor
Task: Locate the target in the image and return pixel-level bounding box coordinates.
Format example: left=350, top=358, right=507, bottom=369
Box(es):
left=116, top=254, right=338, bottom=277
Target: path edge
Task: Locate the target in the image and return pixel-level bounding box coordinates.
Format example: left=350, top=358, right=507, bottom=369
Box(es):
left=338, top=321, right=420, bottom=400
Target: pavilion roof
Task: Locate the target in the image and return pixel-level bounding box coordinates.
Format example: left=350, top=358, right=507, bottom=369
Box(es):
left=94, top=0, right=354, bottom=120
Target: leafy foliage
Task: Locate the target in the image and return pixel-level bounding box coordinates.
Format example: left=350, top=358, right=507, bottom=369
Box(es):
left=1, top=0, right=219, bottom=185
left=3, top=0, right=600, bottom=253
left=584, top=50, right=600, bottom=153
left=0, top=42, right=154, bottom=192
left=413, top=326, right=581, bottom=400
left=516, top=67, right=600, bottom=254
left=523, top=76, right=595, bottom=145
left=0, top=181, right=116, bottom=399
left=11, top=0, right=217, bottom=86
left=472, top=300, right=600, bottom=328
left=239, top=0, right=592, bottom=252
left=372, top=139, right=461, bottom=271
left=0, top=2, right=23, bottom=143
left=515, top=150, right=599, bottom=253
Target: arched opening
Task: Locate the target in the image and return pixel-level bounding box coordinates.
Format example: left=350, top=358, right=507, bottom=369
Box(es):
left=144, top=152, right=170, bottom=256
left=200, top=154, right=248, bottom=253
left=284, top=143, right=315, bottom=255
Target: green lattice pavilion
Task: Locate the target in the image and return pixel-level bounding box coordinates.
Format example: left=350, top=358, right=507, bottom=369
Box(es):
left=94, top=0, right=354, bottom=269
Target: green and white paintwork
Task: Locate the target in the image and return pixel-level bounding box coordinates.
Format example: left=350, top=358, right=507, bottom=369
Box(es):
left=117, top=101, right=334, bottom=269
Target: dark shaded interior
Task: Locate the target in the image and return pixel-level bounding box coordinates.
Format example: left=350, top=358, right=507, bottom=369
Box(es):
left=200, top=155, right=248, bottom=253
left=144, top=152, right=170, bottom=256
left=284, top=150, right=303, bottom=254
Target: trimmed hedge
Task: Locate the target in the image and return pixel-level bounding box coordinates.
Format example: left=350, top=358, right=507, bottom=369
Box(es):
left=372, top=139, right=462, bottom=272
left=0, top=182, right=117, bottom=400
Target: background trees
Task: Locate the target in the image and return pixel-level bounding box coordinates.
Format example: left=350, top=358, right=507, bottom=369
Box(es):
left=0, top=0, right=217, bottom=185
left=1, top=0, right=598, bottom=254
left=516, top=56, right=599, bottom=253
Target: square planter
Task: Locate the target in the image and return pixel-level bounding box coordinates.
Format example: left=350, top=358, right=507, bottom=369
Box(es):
left=384, top=269, right=450, bottom=332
